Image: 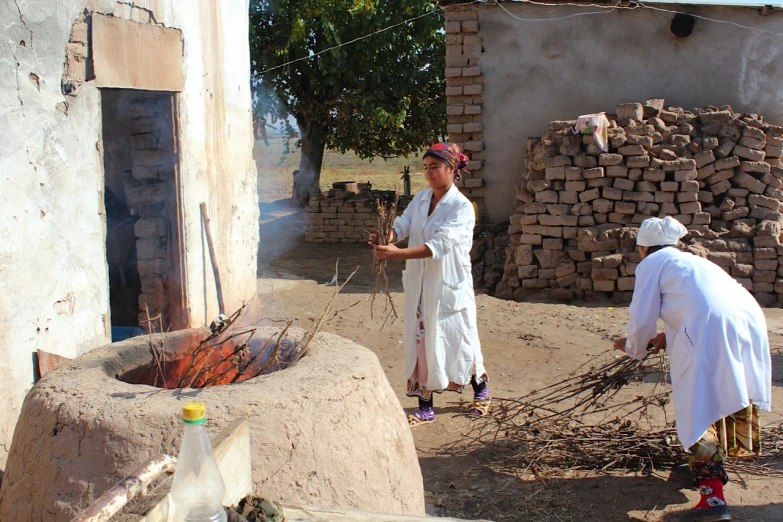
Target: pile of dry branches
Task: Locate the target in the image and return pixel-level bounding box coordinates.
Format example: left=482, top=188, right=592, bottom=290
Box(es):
left=453, top=350, right=783, bottom=477
left=727, top=422, right=783, bottom=477
left=371, top=194, right=399, bottom=327
left=485, top=351, right=672, bottom=427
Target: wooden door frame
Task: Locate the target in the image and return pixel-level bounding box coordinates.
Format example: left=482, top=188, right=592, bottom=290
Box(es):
left=166, top=93, right=190, bottom=329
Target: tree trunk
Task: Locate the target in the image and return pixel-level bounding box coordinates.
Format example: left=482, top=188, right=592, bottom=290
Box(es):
left=292, top=120, right=327, bottom=208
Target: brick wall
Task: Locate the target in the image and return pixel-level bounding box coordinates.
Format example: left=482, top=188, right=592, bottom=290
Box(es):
left=470, top=223, right=510, bottom=293
left=444, top=4, right=486, bottom=216
left=305, top=195, right=378, bottom=243
left=305, top=190, right=412, bottom=244
left=123, top=94, right=177, bottom=326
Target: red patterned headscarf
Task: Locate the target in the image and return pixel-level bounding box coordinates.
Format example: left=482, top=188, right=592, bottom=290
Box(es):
left=423, top=142, right=470, bottom=182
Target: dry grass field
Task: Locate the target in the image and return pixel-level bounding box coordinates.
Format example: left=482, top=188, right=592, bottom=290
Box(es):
left=254, top=136, right=429, bottom=203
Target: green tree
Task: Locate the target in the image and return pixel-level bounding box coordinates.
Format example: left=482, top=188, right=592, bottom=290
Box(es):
left=250, top=0, right=446, bottom=206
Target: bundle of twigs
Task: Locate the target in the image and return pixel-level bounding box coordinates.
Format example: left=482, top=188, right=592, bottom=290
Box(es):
left=462, top=417, right=783, bottom=477
left=474, top=350, right=671, bottom=434
left=371, top=194, right=399, bottom=327
left=474, top=419, right=682, bottom=474
left=454, top=349, right=783, bottom=477
left=451, top=351, right=673, bottom=472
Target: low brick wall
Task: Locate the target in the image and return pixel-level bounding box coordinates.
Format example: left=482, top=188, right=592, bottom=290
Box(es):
left=495, top=102, right=783, bottom=306
left=305, top=191, right=412, bottom=244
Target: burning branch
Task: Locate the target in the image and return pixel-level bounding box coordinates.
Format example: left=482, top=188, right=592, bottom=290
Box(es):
left=171, top=260, right=359, bottom=389
left=175, top=306, right=245, bottom=388
left=287, top=259, right=360, bottom=365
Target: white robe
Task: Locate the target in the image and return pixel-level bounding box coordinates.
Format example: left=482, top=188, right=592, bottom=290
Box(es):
left=625, top=247, right=772, bottom=451
left=393, top=184, right=485, bottom=392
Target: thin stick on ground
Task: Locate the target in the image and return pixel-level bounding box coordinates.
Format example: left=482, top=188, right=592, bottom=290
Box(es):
left=371, top=194, right=399, bottom=327
left=288, top=259, right=360, bottom=365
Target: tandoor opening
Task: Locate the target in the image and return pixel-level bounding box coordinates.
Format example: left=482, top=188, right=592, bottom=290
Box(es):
left=101, top=89, right=186, bottom=336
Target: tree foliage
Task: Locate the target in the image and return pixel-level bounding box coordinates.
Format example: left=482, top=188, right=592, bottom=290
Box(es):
left=249, top=0, right=446, bottom=203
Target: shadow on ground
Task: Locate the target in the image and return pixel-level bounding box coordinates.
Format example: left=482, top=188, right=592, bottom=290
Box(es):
left=419, top=452, right=692, bottom=522
left=421, top=446, right=783, bottom=522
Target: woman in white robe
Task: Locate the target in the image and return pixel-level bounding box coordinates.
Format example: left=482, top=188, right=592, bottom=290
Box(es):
left=614, top=216, right=771, bottom=522
left=372, top=143, right=489, bottom=427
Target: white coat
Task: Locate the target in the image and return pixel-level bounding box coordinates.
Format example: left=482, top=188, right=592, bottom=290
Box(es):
left=393, top=184, right=485, bottom=392
left=625, top=247, right=772, bottom=451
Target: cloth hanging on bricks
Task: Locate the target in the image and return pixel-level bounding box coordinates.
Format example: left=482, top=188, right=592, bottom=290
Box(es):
left=574, top=113, right=610, bottom=152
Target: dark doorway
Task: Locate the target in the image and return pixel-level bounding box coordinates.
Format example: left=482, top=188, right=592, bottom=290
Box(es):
left=101, top=89, right=186, bottom=336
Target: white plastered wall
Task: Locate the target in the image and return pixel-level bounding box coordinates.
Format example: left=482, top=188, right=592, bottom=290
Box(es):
left=0, top=0, right=259, bottom=467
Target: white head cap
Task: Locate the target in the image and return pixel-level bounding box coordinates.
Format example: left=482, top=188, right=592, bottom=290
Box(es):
left=636, top=216, right=687, bottom=247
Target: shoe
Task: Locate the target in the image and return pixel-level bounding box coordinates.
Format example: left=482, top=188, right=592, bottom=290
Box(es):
left=662, top=505, right=731, bottom=522
left=407, top=407, right=435, bottom=427
left=466, top=385, right=491, bottom=417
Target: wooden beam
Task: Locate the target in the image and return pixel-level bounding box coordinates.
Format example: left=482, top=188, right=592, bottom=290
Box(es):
left=212, top=417, right=253, bottom=507
left=71, top=455, right=176, bottom=522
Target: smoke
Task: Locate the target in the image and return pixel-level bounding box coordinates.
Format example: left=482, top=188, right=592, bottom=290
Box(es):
left=254, top=139, right=307, bottom=278
left=250, top=77, right=308, bottom=277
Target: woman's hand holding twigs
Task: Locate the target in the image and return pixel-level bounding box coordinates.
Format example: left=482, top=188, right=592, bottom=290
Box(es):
left=649, top=332, right=666, bottom=354
left=368, top=228, right=394, bottom=246
left=373, top=243, right=401, bottom=260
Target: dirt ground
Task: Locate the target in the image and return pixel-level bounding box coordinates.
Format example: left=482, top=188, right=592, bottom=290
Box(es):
left=256, top=201, right=783, bottom=522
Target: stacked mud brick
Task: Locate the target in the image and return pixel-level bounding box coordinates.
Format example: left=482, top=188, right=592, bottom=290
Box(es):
left=305, top=190, right=412, bottom=244
left=61, top=13, right=88, bottom=95
left=305, top=194, right=377, bottom=243
left=470, top=223, right=510, bottom=293
left=497, top=101, right=783, bottom=305
left=444, top=4, right=486, bottom=215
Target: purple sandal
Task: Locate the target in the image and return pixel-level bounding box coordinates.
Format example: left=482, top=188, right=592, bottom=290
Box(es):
left=407, top=407, right=435, bottom=427
left=467, top=387, right=492, bottom=417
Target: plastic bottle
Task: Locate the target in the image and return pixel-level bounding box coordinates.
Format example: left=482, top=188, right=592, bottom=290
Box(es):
left=169, top=402, right=228, bottom=522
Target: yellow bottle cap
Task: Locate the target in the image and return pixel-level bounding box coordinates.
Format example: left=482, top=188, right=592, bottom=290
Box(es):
left=182, top=402, right=206, bottom=424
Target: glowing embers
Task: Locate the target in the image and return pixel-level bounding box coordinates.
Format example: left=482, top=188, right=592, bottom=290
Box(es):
left=118, top=307, right=303, bottom=389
